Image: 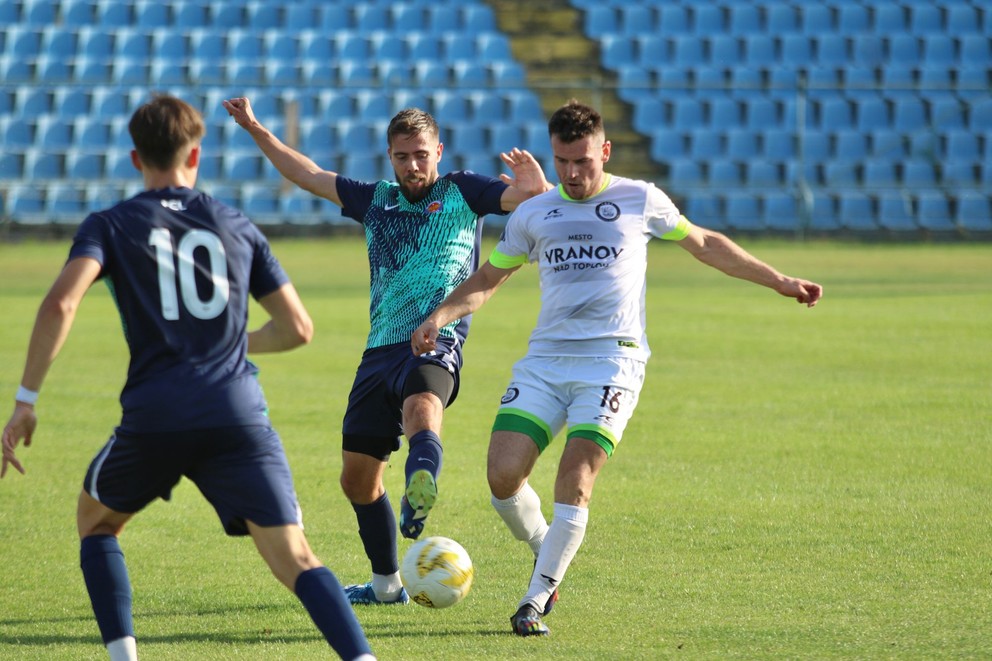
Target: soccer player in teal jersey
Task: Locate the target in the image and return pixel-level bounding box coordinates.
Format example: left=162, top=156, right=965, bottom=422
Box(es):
left=225, top=97, right=552, bottom=605
left=413, top=100, right=823, bottom=636
left=2, top=95, right=374, bottom=660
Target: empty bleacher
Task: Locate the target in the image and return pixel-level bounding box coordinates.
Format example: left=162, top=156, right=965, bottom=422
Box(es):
left=0, top=0, right=989, bottom=234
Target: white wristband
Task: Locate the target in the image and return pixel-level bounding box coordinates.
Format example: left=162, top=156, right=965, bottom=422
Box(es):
left=15, top=386, right=39, bottom=406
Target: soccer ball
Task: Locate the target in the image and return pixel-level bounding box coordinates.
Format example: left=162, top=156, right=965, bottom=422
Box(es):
left=400, top=536, right=475, bottom=609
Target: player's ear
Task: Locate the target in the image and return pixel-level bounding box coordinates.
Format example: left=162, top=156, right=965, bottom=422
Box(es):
left=187, top=144, right=201, bottom=169
left=436, top=141, right=443, bottom=162
left=602, top=140, right=611, bottom=163
left=129, top=149, right=143, bottom=172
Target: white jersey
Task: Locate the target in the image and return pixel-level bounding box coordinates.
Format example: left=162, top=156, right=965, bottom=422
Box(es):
left=491, top=174, right=691, bottom=361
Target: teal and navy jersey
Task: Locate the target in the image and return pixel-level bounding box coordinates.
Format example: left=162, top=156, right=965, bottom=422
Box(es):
left=337, top=172, right=508, bottom=349
left=69, top=187, right=289, bottom=434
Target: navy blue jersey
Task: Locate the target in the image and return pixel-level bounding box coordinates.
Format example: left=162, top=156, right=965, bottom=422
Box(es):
left=336, top=171, right=507, bottom=349
left=69, top=187, right=289, bottom=434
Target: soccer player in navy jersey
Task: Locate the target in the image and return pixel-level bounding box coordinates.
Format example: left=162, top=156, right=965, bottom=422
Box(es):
left=224, top=96, right=552, bottom=605
left=1, top=95, right=375, bottom=661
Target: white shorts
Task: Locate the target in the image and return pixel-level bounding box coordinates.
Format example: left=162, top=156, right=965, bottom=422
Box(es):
left=492, top=354, right=646, bottom=457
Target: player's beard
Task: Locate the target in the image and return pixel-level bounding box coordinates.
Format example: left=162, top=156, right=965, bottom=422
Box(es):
left=398, top=174, right=433, bottom=203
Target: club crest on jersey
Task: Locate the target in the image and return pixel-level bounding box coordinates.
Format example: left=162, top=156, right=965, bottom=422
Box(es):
left=595, top=201, right=620, bottom=222
left=426, top=201, right=443, bottom=214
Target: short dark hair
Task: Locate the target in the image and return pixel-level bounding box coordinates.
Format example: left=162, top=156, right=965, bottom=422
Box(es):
left=387, top=108, right=440, bottom=146
left=128, top=95, right=206, bottom=171
left=548, top=99, right=604, bottom=143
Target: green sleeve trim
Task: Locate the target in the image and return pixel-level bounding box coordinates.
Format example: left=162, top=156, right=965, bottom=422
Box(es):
left=493, top=408, right=552, bottom=453
left=661, top=215, right=693, bottom=241
left=567, top=424, right=617, bottom=457
left=489, top=247, right=529, bottom=269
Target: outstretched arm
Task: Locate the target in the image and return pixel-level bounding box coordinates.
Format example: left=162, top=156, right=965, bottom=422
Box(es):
left=497, top=148, right=554, bottom=211
left=223, top=97, right=342, bottom=206
left=248, top=283, right=314, bottom=354
left=2, top=257, right=101, bottom=477
left=677, top=225, right=823, bottom=307
left=412, top=261, right=520, bottom=354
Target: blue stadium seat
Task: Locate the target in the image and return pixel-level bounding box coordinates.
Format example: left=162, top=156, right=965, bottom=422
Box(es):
left=886, top=34, right=921, bottom=66
left=728, top=3, right=762, bottom=34
left=212, top=2, right=246, bottom=29
left=98, top=2, right=134, bottom=27
left=762, top=129, right=795, bottom=160
left=725, top=127, right=758, bottom=160
left=921, top=34, right=956, bottom=66
left=688, top=129, right=722, bottom=159
left=837, top=192, right=877, bottom=231
left=620, top=5, right=654, bottom=36
left=668, top=158, right=704, bottom=188
left=24, top=0, right=57, bottom=25
left=7, top=183, right=47, bottom=223
left=815, top=34, right=849, bottom=67
left=800, top=4, right=833, bottom=33
left=766, top=4, right=797, bottom=33
left=66, top=150, right=106, bottom=179
left=863, top=160, right=898, bottom=188
left=915, top=192, right=953, bottom=231
left=672, top=98, right=706, bottom=130
left=832, top=129, right=868, bottom=161
left=741, top=34, right=775, bottom=67
left=872, top=4, right=908, bottom=33
left=507, top=92, right=544, bottom=123
left=901, top=159, right=937, bottom=187
left=855, top=96, right=890, bottom=131
left=3, top=117, right=36, bottom=149
left=447, top=122, right=487, bottom=154
left=809, top=194, right=840, bottom=231
left=26, top=150, right=66, bottom=179
left=134, top=1, right=170, bottom=28
left=223, top=151, right=265, bottom=180
left=489, top=125, right=524, bottom=152
left=880, top=65, right=916, bottom=98
left=478, top=33, right=512, bottom=61
left=670, top=35, right=704, bottom=66
left=940, top=161, right=978, bottom=186
left=851, top=35, right=885, bottom=67
left=284, top=4, right=317, bottom=30
left=745, top=160, right=781, bottom=188
left=817, top=97, right=854, bottom=130
left=491, top=61, right=527, bottom=87
left=724, top=192, right=761, bottom=230
left=823, top=161, right=860, bottom=187
left=869, top=129, right=907, bottom=160
left=682, top=195, right=723, bottom=229
left=876, top=192, right=916, bottom=231
left=707, top=159, right=741, bottom=187
left=970, top=98, right=992, bottom=131
left=657, top=5, right=688, bottom=33
left=650, top=128, right=687, bottom=161
left=958, top=35, right=991, bottom=64
left=779, top=34, right=813, bottom=67
left=229, top=62, right=265, bottom=86
left=690, top=4, right=724, bottom=34
left=600, top=34, right=635, bottom=68
left=174, top=0, right=209, bottom=27
left=928, top=96, right=966, bottom=129
left=843, top=67, right=879, bottom=99
left=709, top=34, right=741, bottom=67
left=354, top=5, right=388, bottom=32
left=838, top=4, right=869, bottom=32
left=762, top=192, right=799, bottom=231
left=617, top=66, right=652, bottom=103
left=955, top=192, right=992, bottom=231
left=247, top=2, right=283, bottom=30
left=891, top=97, right=927, bottom=132
left=107, top=149, right=137, bottom=179
left=944, top=4, right=979, bottom=35
left=693, top=66, right=726, bottom=98
left=37, top=116, right=73, bottom=149
left=36, top=55, right=73, bottom=83
left=908, top=3, right=942, bottom=34
left=943, top=128, right=979, bottom=162
left=154, top=33, right=189, bottom=60
left=708, top=98, right=742, bottom=127
left=241, top=183, right=281, bottom=221
left=0, top=152, right=25, bottom=179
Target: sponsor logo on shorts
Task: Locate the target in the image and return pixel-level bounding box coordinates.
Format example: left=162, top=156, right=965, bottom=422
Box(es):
left=500, top=387, right=520, bottom=404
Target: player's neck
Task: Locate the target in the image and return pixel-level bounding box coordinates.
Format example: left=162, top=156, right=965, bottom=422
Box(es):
left=142, top=169, right=196, bottom=191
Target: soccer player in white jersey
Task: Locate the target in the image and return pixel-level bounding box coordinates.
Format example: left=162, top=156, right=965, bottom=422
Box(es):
left=412, top=99, right=823, bottom=637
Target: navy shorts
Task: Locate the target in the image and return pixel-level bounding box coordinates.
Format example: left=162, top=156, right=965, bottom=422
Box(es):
left=83, top=425, right=301, bottom=536
left=342, top=337, right=461, bottom=460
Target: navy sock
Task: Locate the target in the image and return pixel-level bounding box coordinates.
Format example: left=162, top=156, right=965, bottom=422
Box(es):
left=352, top=492, right=399, bottom=575
left=406, top=430, right=443, bottom=483
left=80, top=535, right=134, bottom=644
left=295, top=567, right=373, bottom=659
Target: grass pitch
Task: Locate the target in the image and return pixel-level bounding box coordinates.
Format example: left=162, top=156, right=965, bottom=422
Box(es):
left=0, top=236, right=989, bottom=660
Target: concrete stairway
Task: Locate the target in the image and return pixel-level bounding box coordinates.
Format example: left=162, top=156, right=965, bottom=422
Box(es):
left=485, top=0, right=668, bottom=183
